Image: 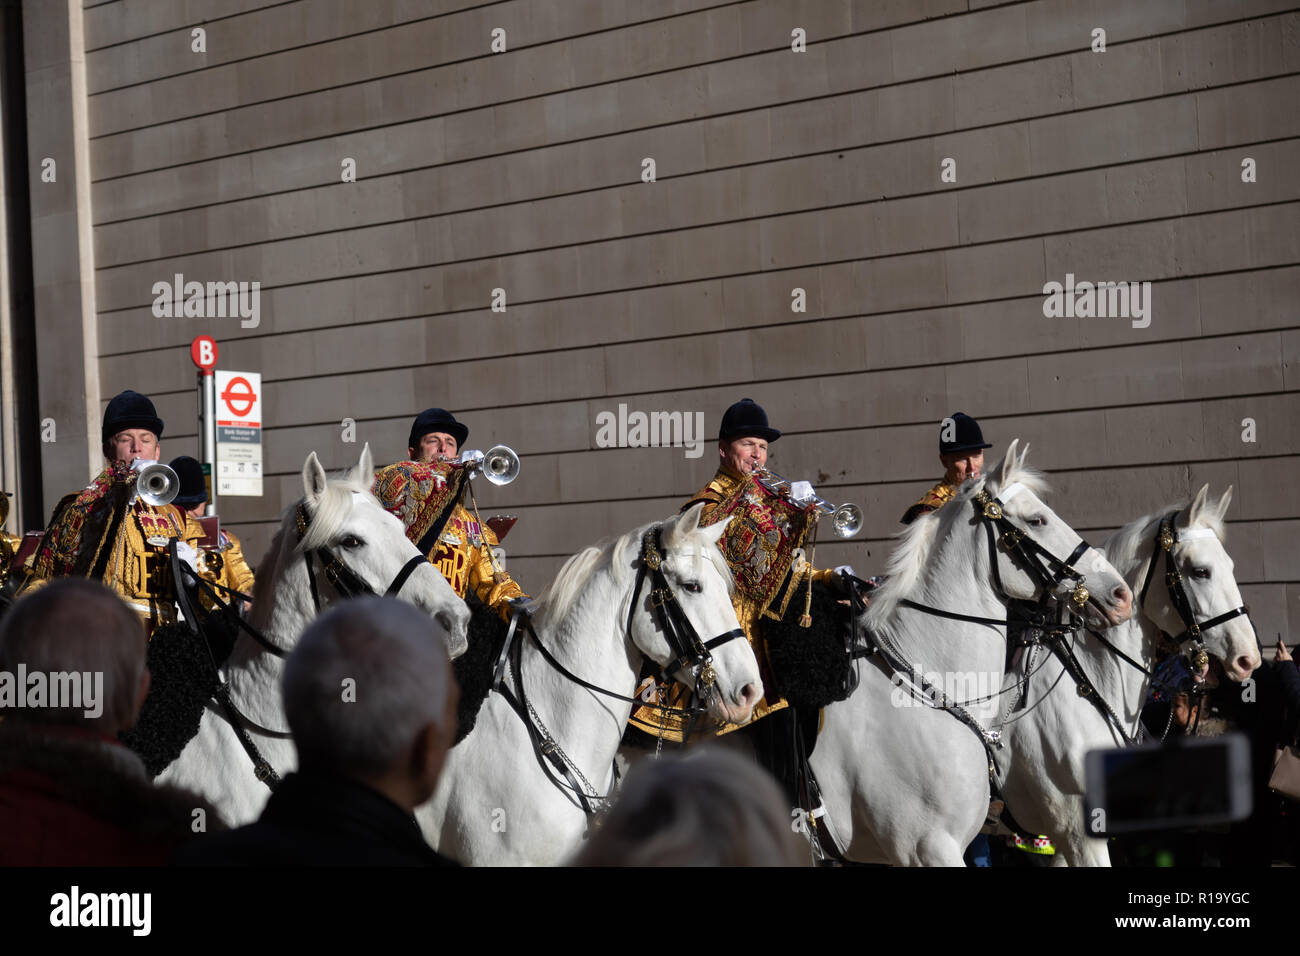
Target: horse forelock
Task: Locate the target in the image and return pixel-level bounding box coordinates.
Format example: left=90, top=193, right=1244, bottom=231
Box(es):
left=296, top=477, right=375, bottom=552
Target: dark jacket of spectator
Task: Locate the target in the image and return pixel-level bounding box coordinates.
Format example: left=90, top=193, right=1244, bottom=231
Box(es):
left=0, top=723, right=223, bottom=866
left=174, top=770, right=456, bottom=866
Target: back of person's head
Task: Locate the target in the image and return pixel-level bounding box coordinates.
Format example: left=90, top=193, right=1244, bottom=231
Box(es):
left=572, top=748, right=808, bottom=866
left=282, top=596, right=457, bottom=799
left=0, top=579, right=147, bottom=733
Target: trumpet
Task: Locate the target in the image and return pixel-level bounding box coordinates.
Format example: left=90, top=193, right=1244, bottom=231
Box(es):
left=750, top=467, right=863, bottom=538
left=130, top=459, right=180, bottom=507
left=440, top=444, right=520, bottom=487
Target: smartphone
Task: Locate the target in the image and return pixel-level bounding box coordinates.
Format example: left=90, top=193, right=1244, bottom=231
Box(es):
left=1083, top=734, right=1252, bottom=835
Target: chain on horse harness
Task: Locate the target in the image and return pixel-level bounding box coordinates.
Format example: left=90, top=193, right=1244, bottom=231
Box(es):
left=487, top=523, right=747, bottom=830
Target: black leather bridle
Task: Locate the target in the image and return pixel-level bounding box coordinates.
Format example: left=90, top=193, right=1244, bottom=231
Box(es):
left=1137, top=511, right=1253, bottom=657
left=626, top=525, right=747, bottom=703
left=899, top=482, right=1096, bottom=632
left=295, top=501, right=430, bottom=613
left=486, top=522, right=748, bottom=826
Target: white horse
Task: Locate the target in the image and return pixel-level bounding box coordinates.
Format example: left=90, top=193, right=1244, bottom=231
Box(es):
left=994, top=484, right=1261, bottom=866
left=807, top=440, right=1134, bottom=866
left=160, top=445, right=470, bottom=825
left=418, top=503, right=763, bottom=866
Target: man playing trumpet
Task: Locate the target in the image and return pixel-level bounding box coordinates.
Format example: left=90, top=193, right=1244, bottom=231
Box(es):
left=629, top=398, right=858, bottom=780
left=373, top=407, right=527, bottom=620
left=22, top=390, right=202, bottom=635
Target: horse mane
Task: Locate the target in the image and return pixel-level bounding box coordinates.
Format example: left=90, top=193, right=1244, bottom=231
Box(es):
left=865, top=462, right=1049, bottom=625
left=533, top=513, right=733, bottom=631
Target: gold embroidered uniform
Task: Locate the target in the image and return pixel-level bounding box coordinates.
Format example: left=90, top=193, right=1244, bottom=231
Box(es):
left=25, top=463, right=201, bottom=633
left=900, top=480, right=958, bottom=525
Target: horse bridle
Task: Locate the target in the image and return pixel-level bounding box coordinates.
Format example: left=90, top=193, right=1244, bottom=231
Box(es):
left=295, top=500, right=429, bottom=613
left=899, top=481, right=1095, bottom=631
left=1137, top=511, right=1253, bottom=663
left=1031, top=510, right=1255, bottom=747
left=881, top=482, right=1100, bottom=754
left=486, top=522, right=747, bottom=826
left=161, top=500, right=435, bottom=793
left=626, top=525, right=747, bottom=702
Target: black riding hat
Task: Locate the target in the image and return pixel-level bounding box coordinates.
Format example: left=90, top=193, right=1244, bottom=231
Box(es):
left=408, top=407, right=468, bottom=451
left=940, top=412, right=992, bottom=456
left=719, top=398, right=781, bottom=443
left=169, top=456, right=208, bottom=507
left=102, top=390, right=164, bottom=444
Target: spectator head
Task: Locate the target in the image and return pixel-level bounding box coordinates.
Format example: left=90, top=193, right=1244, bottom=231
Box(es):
left=0, top=579, right=149, bottom=733
left=282, top=596, right=458, bottom=811
left=572, top=747, right=808, bottom=866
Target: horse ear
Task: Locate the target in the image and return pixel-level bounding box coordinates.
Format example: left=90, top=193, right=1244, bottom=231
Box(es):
left=1184, top=483, right=1210, bottom=525
left=995, top=437, right=1021, bottom=489
left=700, top=513, right=733, bottom=547
left=303, top=451, right=328, bottom=501
left=352, top=442, right=374, bottom=486
left=1215, top=485, right=1234, bottom=521
left=666, top=502, right=705, bottom=549
left=1017, top=441, right=1031, bottom=472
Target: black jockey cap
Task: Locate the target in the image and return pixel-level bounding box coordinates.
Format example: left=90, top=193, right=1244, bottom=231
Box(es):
left=718, top=398, right=781, bottom=443
left=408, top=407, right=468, bottom=452
left=940, top=412, right=993, bottom=456
left=169, top=456, right=208, bottom=507
left=102, top=390, right=164, bottom=444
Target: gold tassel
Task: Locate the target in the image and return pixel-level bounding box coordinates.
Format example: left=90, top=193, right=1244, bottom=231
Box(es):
left=799, top=525, right=817, bottom=628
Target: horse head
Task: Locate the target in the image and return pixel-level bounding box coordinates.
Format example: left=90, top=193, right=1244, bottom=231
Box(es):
left=962, top=439, right=1133, bottom=629
left=631, top=504, right=763, bottom=727
left=259, top=444, right=470, bottom=659
left=1140, top=485, right=1259, bottom=682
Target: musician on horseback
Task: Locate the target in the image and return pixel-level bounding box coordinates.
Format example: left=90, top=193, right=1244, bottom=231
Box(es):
left=629, top=399, right=857, bottom=799
left=373, top=407, right=527, bottom=620
left=21, top=390, right=203, bottom=636
left=900, top=412, right=992, bottom=525
left=169, top=455, right=256, bottom=611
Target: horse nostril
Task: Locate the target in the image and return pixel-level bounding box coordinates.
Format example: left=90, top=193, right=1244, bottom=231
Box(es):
left=1235, top=655, right=1254, bottom=675
left=737, top=682, right=760, bottom=708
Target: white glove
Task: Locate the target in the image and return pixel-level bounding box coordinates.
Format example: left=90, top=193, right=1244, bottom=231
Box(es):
left=834, top=564, right=857, bottom=579
left=789, top=480, right=816, bottom=505
left=174, top=540, right=199, bottom=574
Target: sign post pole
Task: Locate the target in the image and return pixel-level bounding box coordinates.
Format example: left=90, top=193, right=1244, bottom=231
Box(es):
left=190, top=336, right=219, bottom=516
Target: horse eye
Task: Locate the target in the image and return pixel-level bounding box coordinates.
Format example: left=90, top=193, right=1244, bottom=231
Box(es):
left=339, top=535, right=364, bottom=549
left=1192, top=567, right=1211, bottom=580
left=1026, top=515, right=1047, bottom=527
left=682, top=581, right=703, bottom=594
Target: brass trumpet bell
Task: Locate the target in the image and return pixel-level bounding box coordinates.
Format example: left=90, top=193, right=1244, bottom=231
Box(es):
left=131, top=459, right=180, bottom=507
left=455, top=445, right=520, bottom=486
left=831, top=503, right=863, bottom=539
left=750, top=467, right=863, bottom=539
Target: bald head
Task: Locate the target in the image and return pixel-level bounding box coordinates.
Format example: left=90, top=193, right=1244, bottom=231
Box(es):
left=282, top=597, right=458, bottom=803
left=0, top=579, right=148, bottom=732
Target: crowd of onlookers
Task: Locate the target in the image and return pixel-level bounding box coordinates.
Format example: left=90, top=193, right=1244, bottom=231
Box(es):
left=1, top=580, right=1296, bottom=868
